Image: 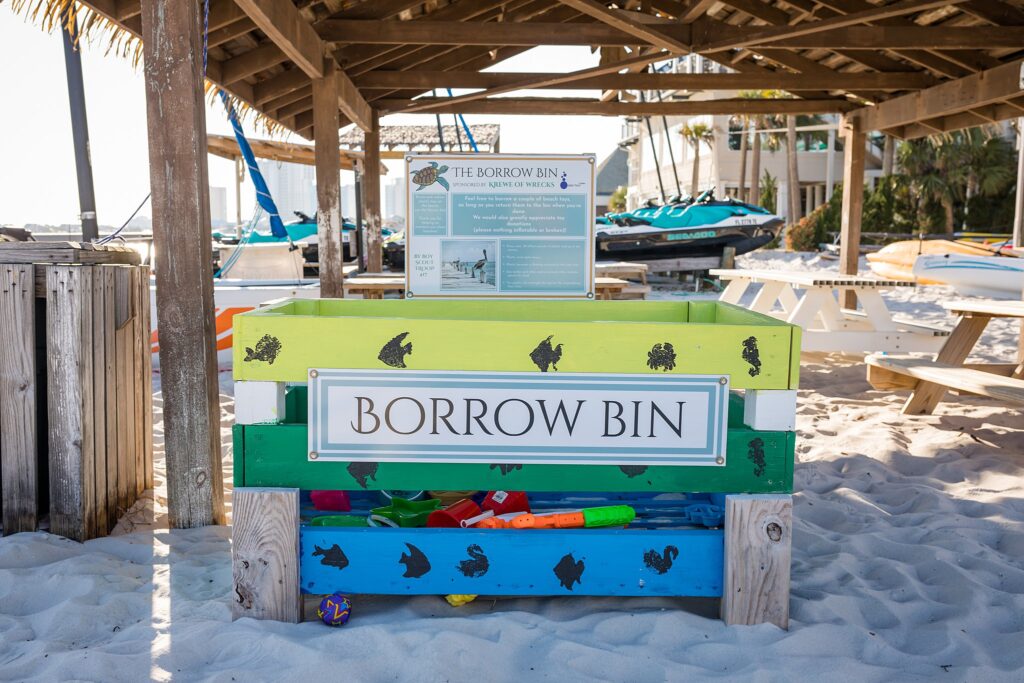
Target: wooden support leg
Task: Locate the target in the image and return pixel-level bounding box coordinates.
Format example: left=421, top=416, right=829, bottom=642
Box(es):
left=903, top=315, right=989, bottom=415
left=0, top=265, right=38, bottom=534
left=722, top=494, right=792, bottom=629
left=231, top=487, right=301, bottom=623
left=718, top=279, right=749, bottom=305
left=839, top=117, right=865, bottom=311
left=313, top=61, right=344, bottom=299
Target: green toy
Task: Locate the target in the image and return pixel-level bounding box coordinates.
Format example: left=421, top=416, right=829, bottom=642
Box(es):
left=309, top=515, right=369, bottom=527
left=371, top=496, right=442, bottom=527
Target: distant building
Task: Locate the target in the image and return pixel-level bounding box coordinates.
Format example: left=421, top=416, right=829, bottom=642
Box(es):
left=263, top=160, right=316, bottom=222
left=342, top=183, right=357, bottom=220
left=383, top=177, right=406, bottom=221
left=209, top=186, right=227, bottom=228
left=620, top=55, right=884, bottom=223
left=595, top=148, right=628, bottom=215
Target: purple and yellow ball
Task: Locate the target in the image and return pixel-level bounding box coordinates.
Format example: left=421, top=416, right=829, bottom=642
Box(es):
left=317, top=593, right=352, bottom=627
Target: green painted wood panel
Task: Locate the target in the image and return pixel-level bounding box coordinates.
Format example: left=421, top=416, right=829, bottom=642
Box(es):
left=234, top=423, right=794, bottom=493
left=233, top=299, right=797, bottom=389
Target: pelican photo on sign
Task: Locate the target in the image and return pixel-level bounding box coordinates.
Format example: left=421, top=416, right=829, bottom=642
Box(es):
left=308, top=370, right=729, bottom=466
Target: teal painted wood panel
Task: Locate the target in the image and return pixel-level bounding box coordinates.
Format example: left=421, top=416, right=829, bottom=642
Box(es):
left=234, top=423, right=794, bottom=493
left=300, top=526, right=723, bottom=597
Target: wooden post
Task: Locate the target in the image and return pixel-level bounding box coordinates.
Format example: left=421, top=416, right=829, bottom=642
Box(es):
left=231, top=487, right=301, bottom=623
left=46, top=265, right=95, bottom=542
left=140, top=0, right=225, bottom=527
left=313, top=61, right=344, bottom=298
left=721, top=494, right=792, bottom=629
left=0, top=265, right=37, bottom=535
left=102, top=267, right=118, bottom=531
left=838, top=115, right=865, bottom=310
left=363, top=111, right=383, bottom=272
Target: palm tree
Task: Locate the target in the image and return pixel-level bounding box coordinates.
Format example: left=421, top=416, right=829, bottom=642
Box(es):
left=898, top=137, right=965, bottom=234
left=680, top=121, right=716, bottom=196
left=759, top=170, right=778, bottom=213
left=731, top=114, right=750, bottom=201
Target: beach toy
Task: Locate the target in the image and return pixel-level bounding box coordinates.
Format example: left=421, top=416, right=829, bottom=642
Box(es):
left=428, top=490, right=481, bottom=506
left=482, top=490, right=530, bottom=516
left=371, top=496, right=442, bottom=528
left=445, top=594, right=478, bottom=607
left=380, top=490, right=427, bottom=502
left=474, top=505, right=636, bottom=530
left=310, top=514, right=367, bottom=527
left=317, top=593, right=352, bottom=626
left=310, top=490, right=351, bottom=512
left=427, top=498, right=482, bottom=528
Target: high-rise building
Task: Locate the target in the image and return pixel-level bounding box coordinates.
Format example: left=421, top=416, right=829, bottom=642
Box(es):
left=262, top=160, right=316, bottom=222
left=341, top=183, right=357, bottom=220
left=209, top=186, right=228, bottom=228
left=383, top=177, right=406, bottom=221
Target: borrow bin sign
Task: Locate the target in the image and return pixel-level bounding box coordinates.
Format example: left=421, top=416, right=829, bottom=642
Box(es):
left=308, top=370, right=729, bottom=466
left=404, top=153, right=596, bottom=299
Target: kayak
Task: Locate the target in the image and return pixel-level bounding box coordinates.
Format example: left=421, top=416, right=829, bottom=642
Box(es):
left=912, top=253, right=1024, bottom=299
left=867, top=239, right=1012, bottom=283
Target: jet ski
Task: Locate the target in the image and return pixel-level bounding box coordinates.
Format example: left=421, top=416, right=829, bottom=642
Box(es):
left=597, top=189, right=783, bottom=260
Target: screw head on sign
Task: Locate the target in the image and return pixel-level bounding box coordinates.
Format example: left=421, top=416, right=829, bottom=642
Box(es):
left=718, top=376, right=728, bottom=385
left=309, top=369, right=319, bottom=378
left=715, top=456, right=725, bottom=465
left=309, top=452, right=319, bottom=460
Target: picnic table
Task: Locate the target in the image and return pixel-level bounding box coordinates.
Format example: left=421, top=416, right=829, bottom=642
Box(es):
left=341, top=273, right=635, bottom=300
left=712, top=268, right=950, bottom=353
left=596, top=261, right=648, bottom=285
left=867, top=299, right=1024, bottom=414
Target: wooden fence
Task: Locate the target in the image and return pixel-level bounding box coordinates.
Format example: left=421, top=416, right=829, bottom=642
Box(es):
left=0, top=243, right=153, bottom=541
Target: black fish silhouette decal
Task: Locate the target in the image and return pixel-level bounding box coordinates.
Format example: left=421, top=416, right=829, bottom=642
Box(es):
left=748, top=437, right=766, bottom=477
left=399, top=543, right=431, bottom=578
left=379, top=332, right=413, bottom=368
left=619, top=465, right=648, bottom=478
left=647, top=342, right=676, bottom=371
left=243, top=334, right=281, bottom=364
left=347, top=462, right=379, bottom=489
left=742, top=336, right=761, bottom=377
left=489, top=463, right=523, bottom=476
left=529, top=335, right=563, bottom=372
left=312, top=544, right=349, bottom=570
left=456, top=544, right=489, bottom=578
left=553, top=553, right=584, bottom=590
left=643, top=545, right=679, bottom=575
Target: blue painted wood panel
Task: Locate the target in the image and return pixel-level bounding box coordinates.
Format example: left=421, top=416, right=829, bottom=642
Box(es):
left=300, top=526, right=723, bottom=597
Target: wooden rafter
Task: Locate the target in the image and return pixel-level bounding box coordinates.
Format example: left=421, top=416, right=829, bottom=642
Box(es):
left=553, top=0, right=691, bottom=52
left=378, top=96, right=856, bottom=115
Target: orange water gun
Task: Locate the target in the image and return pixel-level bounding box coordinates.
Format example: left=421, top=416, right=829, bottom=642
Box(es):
left=473, top=505, right=635, bottom=529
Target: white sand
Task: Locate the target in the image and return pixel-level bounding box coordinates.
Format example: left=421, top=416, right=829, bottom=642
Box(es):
left=2, top=251, right=1023, bottom=682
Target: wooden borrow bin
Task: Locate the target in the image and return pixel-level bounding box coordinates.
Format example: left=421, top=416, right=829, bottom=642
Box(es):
left=230, top=299, right=799, bottom=627
left=0, top=243, right=153, bottom=541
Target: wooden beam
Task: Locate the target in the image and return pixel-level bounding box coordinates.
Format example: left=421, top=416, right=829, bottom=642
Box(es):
left=395, top=50, right=674, bottom=114
left=314, top=61, right=345, bottom=299
left=316, top=19, right=687, bottom=46
left=721, top=494, right=792, bottom=629
left=860, top=59, right=1024, bottom=133
left=678, top=0, right=718, bottom=23
left=354, top=69, right=936, bottom=91
left=221, top=43, right=288, bottom=85
left=362, top=111, right=383, bottom=273
left=739, top=26, right=1024, bottom=50
left=554, top=0, right=691, bottom=52
left=381, top=96, right=856, bottom=116
left=696, top=0, right=967, bottom=52
left=139, top=0, right=224, bottom=527
left=337, top=70, right=374, bottom=132
left=839, top=116, right=866, bottom=310
left=234, top=0, right=326, bottom=79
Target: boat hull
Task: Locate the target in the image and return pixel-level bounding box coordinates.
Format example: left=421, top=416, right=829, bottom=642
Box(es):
left=596, top=220, right=781, bottom=260
left=912, top=254, right=1024, bottom=299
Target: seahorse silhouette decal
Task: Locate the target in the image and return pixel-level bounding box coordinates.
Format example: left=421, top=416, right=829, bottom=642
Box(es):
left=456, top=545, right=490, bottom=578
left=530, top=335, right=563, bottom=372
left=741, top=336, right=762, bottom=377
left=643, top=545, right=679, bottom=575
left=647, top=342, right=677, bottom=371
left=379, top=332, right=413, bottom=368
left=243, top=334, right=281, bottom=364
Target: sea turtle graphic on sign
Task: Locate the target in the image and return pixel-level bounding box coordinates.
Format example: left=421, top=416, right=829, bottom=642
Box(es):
left=411, top=161, right=450, bottom=191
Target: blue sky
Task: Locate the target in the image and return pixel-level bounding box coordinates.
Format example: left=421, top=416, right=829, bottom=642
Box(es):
left=0, top=11, right=622, bottom=228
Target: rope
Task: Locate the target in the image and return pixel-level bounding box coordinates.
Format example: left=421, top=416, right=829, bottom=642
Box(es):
left=97, top=192, right=151, bottom=245
left=215, top=204, right=264, bottom=278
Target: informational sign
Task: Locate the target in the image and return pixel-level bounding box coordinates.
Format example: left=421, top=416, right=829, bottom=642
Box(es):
left=309, top=370, right=729, bottom=466
left=404, top=153, right=596, bottom=299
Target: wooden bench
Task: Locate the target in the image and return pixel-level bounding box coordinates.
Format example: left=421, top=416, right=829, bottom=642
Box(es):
left=866, top=299, right=1024, bottom=414
left=596, top=261, right=648, bottom=285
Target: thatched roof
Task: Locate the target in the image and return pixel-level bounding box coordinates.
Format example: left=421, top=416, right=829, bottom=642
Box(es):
left=339, top=124, right=500, bottom=151
left=15, top=0, right=1024, bottom=141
